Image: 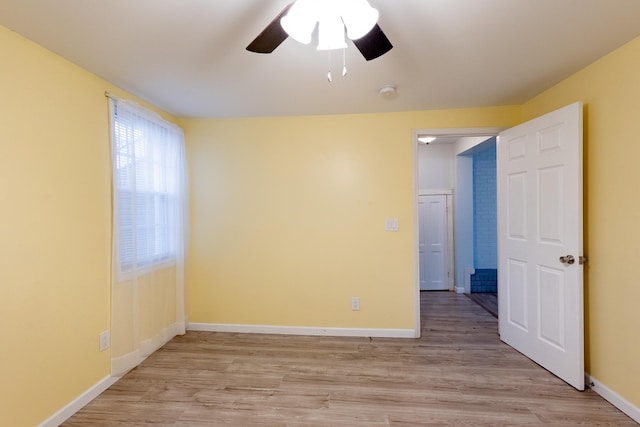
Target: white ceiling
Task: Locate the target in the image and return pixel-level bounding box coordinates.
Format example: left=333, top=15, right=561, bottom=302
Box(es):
left=2, top=0, right=640, bottom=118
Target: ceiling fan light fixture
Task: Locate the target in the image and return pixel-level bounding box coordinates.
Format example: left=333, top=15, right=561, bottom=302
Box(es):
left=342, top=0, right=379, bottom=40
left=280, top=0, right=379, bottom=50
left=247, top=0, right=393, bottom=63
left=280, top=0, right=317, bottom=44
left=317, top=15, right=348, bottom=50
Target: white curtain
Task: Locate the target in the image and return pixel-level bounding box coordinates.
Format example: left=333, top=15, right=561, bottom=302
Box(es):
left=108, top=96, right=186, bottom=376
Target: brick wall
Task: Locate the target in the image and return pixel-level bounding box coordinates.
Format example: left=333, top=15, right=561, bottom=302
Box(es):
left=473, top=142, right=497, bottom=269
left=470, top=268, right=497, bottom=293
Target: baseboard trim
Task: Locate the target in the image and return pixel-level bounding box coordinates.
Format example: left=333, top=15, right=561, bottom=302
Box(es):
left=38, top=374, right=119, bottom=427
left=112, top=321, right=185, bottom=376
left=464, top=268, right=475, bottom=294
left=41, top=321, right=186, bottom=426
left=586, top=374, right=640, bottom=423
left=188, top=323, right=417, bottom=338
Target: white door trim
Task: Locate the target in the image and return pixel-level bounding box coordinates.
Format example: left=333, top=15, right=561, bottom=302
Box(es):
left=418, top=189, right=453, bottom=196
left=413, top=128, right=505, bottom=139
left=446, top=194, right=455, bottom=291
left=418, top=191, right=454, bottom=290
left=412, top=127, right=503, bottom=335
left=419, top=194, right=451, bottom=291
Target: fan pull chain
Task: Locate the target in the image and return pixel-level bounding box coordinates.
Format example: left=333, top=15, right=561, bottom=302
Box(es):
left=327, top=49, right=348, bottom=82
left=327, top=48, right=347, bottom=83
left=342, top=47, right=347, bottom=77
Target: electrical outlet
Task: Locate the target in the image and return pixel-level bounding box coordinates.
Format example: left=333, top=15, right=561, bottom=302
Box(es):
left=351, top=297, right=360, bottom=311
left=99, top=330, right=110, bottom=352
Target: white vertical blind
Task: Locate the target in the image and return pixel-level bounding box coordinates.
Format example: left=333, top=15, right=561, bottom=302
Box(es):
left=108, top=96, right=186, bottom=375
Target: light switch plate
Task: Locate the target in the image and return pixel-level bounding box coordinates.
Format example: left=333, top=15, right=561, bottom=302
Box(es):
left=385, top=218, right=399, bottom=232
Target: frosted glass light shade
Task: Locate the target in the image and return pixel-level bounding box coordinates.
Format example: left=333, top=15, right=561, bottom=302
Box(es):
left=280, top=0, right=379, bottom=49
left=342, top=0, right=379, bottom=40
left=280, top=0, right=317, bottom=44
left=317, top=15, right=348, bottom=50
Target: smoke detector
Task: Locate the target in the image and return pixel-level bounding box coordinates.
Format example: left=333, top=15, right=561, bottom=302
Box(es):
left=378, top=84, right=397, bottom=98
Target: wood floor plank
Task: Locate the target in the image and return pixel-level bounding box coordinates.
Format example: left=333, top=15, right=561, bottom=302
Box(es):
left=465, top=292, right=498, bottom=318
left=63, top=292, right=637, bottom=426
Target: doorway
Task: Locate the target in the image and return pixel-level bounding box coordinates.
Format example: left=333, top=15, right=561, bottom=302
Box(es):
left=414, top=104, right=585, bottom=390
left=461, top=138, right=499, bottom=318
left=418, top=193, right=452, bottom=291
left=413, top=128, right=502, bottom=330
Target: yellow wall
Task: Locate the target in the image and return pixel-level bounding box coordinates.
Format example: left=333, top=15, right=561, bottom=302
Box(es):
left=0, top=25, right=178, bottom=426
left=184, top=107, right=520, bottom=330
left=523, top=35, right=640, bottom=408
left=5, top=11, right=639, bottom=423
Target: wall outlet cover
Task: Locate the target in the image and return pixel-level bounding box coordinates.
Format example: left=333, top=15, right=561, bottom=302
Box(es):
left=99, top=330, right=110, bottom=352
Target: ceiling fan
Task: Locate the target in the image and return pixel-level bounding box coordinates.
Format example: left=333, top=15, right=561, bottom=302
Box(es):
left=246, top=0, right=393, bottom=61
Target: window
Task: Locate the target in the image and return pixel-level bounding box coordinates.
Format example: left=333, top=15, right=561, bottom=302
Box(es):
left=110, top=98, right=185, bottom=275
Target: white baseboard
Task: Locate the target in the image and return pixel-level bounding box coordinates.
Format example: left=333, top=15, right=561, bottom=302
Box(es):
left=41, top=321, right=187, bottom=426
left=464, top=268, right=475, bottom=294
left=586, top=374, right=640, bottom=423
left=111, top=349, right=142, bottom=377
left=455, top=286, right=466, bottom=294
left=38, top=375, right=119, bottom=427
left=188, top=323, right=417, bottom=338
left=112, top=321, right=185, bottom=376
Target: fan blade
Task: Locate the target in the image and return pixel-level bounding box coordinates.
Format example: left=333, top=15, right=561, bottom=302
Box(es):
left=352, top=24, right=393, bottom=61
left=246, top=3, right=294, bottom=54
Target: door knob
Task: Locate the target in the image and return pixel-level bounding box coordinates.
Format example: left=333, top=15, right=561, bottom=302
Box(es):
left=559, top=255, right=575, bottom=265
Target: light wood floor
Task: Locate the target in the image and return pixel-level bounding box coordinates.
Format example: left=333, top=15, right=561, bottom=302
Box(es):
left=465, top=292, right=498, bottom=318
left=64, top=292, right=636, bottom=426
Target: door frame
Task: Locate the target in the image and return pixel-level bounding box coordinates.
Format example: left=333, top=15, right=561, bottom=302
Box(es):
left=418, top=190, right=454, bottom=291
left=412, top=127, right=504, bottom=336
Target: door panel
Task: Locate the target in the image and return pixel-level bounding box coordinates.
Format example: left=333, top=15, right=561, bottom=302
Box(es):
left=419, top=195, right=449, bottom=291
left=507, top=259, right=528, bottom=331
left=538, top=266, right=565, bottom=349
left=498, top=102, right=584, bottom=390
left=507, top=172, right=527, bottom=240
left=538, top=166, right=564, bottom=243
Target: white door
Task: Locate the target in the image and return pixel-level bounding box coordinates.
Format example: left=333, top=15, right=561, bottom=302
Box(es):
left=419, top=194, right=449, bottom=291
left=497, top=102, right=584, bottom=390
